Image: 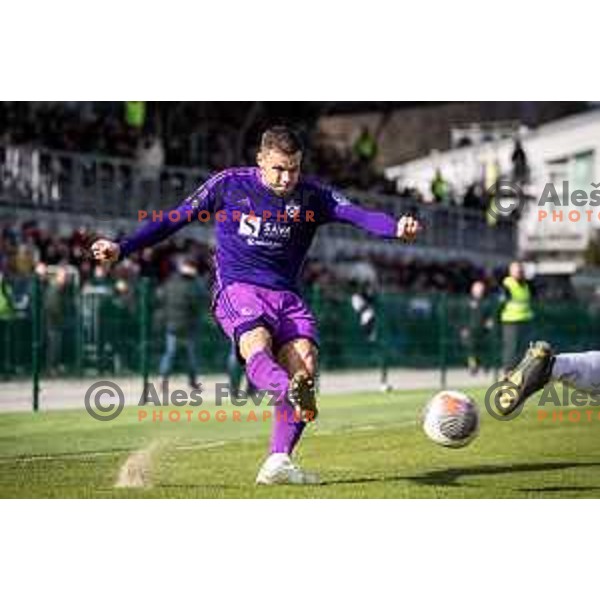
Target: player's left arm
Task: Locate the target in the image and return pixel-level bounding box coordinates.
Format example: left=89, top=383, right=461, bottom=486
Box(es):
left=321, top=187, right=419, bottom=242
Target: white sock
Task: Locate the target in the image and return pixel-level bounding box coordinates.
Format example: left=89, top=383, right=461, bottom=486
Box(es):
left=553, top=352, right=600, bottom=393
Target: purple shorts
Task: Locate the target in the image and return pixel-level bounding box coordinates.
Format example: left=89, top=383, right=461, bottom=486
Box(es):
left=214, top=283, right=319, bottom=352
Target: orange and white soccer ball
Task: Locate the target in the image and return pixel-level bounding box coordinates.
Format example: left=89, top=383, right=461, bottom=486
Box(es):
left=423, top=391, right=480, bottom=449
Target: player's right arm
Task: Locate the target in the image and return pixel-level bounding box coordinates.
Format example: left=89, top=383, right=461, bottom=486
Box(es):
left=91, top=175, right=220, bottom=265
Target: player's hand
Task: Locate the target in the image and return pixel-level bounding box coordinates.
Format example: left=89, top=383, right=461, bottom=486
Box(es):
left=91, top=239, right=120, bottom=265
left=397, top=215, right=419, bottom=242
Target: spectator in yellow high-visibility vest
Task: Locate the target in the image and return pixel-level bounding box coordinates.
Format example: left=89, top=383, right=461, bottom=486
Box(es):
left=125, top=101, right=146, bottom=130
left=0, top=268, right=15, bottom=376
left=500, top=261, right=534, bottom=373
left=353, top=126, right=378, bottom=188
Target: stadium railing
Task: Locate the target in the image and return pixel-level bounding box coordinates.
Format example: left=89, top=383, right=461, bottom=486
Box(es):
left=0, top=144, right=209, bottom=218
left=313, top=196, right=515, bottom=263
left=0, top=144, right=516, bottom=262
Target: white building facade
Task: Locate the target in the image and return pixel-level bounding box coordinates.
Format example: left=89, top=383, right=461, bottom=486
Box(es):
left=385, top=110, right=600, bottom=271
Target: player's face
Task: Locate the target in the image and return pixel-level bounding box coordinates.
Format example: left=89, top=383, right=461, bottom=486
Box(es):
left=257, top=149, right=302, bottom=196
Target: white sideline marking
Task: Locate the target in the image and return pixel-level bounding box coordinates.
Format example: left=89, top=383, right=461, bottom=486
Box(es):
left=0, top=420, right=419, bottom=468
left=115, top=441, right=159, bottom=489
left=0, top=441, right=229, bottom=466
left=173, top=441, right=227, bottom=452
left=0, top=449, right=127, bottom=464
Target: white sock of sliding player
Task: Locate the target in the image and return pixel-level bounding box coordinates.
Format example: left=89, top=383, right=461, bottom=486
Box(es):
left=553, top=352, right=600, bottom=393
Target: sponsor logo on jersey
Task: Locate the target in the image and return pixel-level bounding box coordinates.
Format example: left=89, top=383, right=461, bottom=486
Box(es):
left=262, top=222, right=292, bottom=240
left=238, top=212, right=292, bottom=247
left=238, top=214, right=262, bottom=238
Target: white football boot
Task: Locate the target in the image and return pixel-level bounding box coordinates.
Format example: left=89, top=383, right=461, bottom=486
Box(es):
left=255, top=453, right=320, bottom=486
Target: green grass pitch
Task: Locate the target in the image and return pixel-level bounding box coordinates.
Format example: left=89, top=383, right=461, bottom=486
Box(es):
left=1, top=385, right=600, bottom=498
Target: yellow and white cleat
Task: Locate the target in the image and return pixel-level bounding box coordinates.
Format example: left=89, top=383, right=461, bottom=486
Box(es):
left=499, top=341, right=555, bottom=416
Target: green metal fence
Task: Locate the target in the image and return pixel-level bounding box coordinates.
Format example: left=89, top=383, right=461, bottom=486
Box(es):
left=2, top=276, right=600, bottom=397
left=314, top=290, right=501, bottom=373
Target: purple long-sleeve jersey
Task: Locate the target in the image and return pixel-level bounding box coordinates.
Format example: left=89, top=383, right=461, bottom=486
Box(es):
left=119, top=167, right=397, bottom=295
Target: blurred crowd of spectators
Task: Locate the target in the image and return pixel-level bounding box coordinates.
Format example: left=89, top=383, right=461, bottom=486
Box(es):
left=0, top=218, right=214, bottom=376
left=0, top=103, right=537, bottom=206
left=304, top=254, right=502, bottom=299
left=0, top=219, right=211, bottom=296
left=0, top=102, right=147, bottom=158
left=0, top=219, right=497, bottom=306
left=0, top=218, right=503, bottom=375
left=0, top=102, right=391, bottom=192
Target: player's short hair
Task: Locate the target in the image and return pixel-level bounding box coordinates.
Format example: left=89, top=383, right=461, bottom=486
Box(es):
left=260, top=126, right=304, bottom=155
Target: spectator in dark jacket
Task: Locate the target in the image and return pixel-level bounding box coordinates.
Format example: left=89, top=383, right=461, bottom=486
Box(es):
left=44, top=266, right=69, bottom=375
left=157, top=258, right=206, bottom=389
left=460, top=280, right=496, bottom=375
left=512, top=139, right=529, bottom=185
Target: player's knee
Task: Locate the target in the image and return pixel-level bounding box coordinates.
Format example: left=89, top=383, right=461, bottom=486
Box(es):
left=302, top=350, right=318, bottom=378
left=239, top=327, right=272, bottom=362
left=308, top=359, right=318, bottom=378
left=295, top=343, right=316, bottom=374
left=278, top=339, right=318, bottom=378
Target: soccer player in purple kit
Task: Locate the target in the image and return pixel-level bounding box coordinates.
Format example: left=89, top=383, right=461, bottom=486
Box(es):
left=92, top=126, right=419, bottom=485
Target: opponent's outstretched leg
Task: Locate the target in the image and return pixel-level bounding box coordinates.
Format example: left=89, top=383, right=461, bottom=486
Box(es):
left=500, top=343, right=600, bottom=416
left=552, top=351, right=600, bottom=393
